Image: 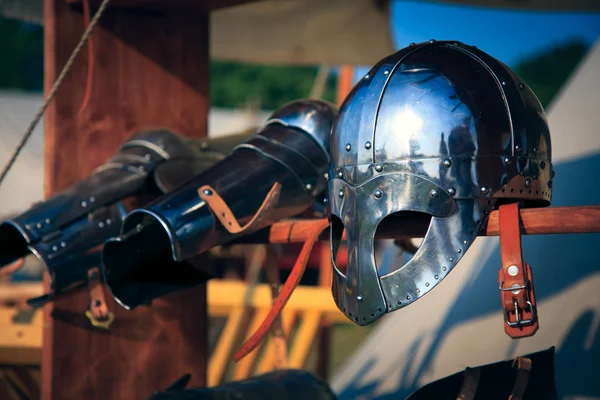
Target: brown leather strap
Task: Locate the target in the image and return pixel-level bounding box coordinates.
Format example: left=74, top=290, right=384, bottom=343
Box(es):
left=266, top=246, right=288, bottom=370
left=498, top=203, right=538, bottom=338
left=85, top=267, right=114, bottom=329
left=0, top=258, right=24, bottom=277
left=456, top=367, right=481, bottom=400
left=198, top=183, right=282, bottom=235
left=234, top=218, right=330, bottom=362
left=509, top=357, right=532, bottom=400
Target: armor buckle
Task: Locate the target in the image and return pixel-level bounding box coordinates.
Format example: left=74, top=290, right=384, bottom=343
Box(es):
left=503, top=299, right=537, bottom=328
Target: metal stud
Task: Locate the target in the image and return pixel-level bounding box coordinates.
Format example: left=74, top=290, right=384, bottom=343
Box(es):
left=52, top=245, right=58, bottom=251
left=504, top=157, right=512, bottom=164
left=406, top=295, right=411, bottom=300
left=36, top=223, right=42, bottom=229
left=323, top=198, right=328, bottom=205
left=98, top=222, right=105, bottom=228
left=429, top=39, right=436, bottom=43
left=374, top=164, right=383, bottom=172
left=480, top=186, right=489, bottom=195
left=345, top=143, right=352, bottom=152
left=374, top=190, right=383, bottom=199
left=449, top=257, right=454, bottom=262
left=518, top=83, right=525, bottom=90
left=508, top=265, right=519, bottom=276
left=324, top=172, right=329, bottom=180
left=443, top=158, right=452, bottom=168
left=106, top=219, right=112, bottom=225
left=383, top=70, right=390, bottom=75
left=203, top=189, right=213, bottom=196
left=442, top=267, right=447, bottom=271
left=525, top=178, right=531, bottom=187
left=515, top=144, right=521, bottom=152
left=457, top=249, right=462, bottom=253
left=145, top=154, right=151, bottom=160
left=81, top=201, right=87, bottom=207
left=430, top=189, right=440, bottom=199
left=364, top=74, right=370, bottom=80
left=45, top=218, right=51, bottom=224
left=533, top=147, right=538, bottom=153
left=416, top=289, right=421, bottom=294
left=448, top=187, right=456, bottom=196
left=434, top=275, right=439, bottom=280
left=425, top=282, right=430, bottom=287
left=338, top=190, right=344, bottom=198
left=410, top=42, right=416, bottom=46
left=337, top=170, right=343, bottom=179
left=540, top=161, right=546, bottom=169
left=357, top=295, right=363, bottom=303
left=501, top=81, right=507, bottom=86
left=305, top=183, right=313, bottom=191
left=365, top=141, right=372, bottom=150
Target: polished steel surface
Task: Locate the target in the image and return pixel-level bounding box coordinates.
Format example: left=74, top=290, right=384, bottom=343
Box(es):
left=102, top=99, right=337, bottom=310
left=328, top=40, right=553, bottom=325
left=0, top=129, right=244, bottom=305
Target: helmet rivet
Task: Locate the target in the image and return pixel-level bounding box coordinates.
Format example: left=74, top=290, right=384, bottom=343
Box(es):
left=429, top=39, right=436, bottom=43
left=374, top=190, right=383, bottom=199
left=410, top=42, right=416, bottom=46
left=504, top=157, right=512, bottom=164
left=337, top=170, right=344, bottom=179
left=338, top=190, right=344, bottom=198
left=383, top=70, right=390, bottom=75
left=480, top=186, right=490, bottom=195
left=533, top=147, right=538, bottom=153
left=443, top=158, right=452, bottom=168
left=548, top=180, right=553, bottom=188
left=365, top=141, right=372, bottom=150
left=364, top=74, right=370, bottom=80
left=518, top=83, right=525, bottom=90
left=525, top=178, right=531, bottom=187
left=515, top=144, right=521, bottom=152
left=449, top=257, right=454, bottom=262
left=540, top=161, right=546, bottom=169
left=501, top=81, right=507, bottom=86
left=375, top=164, right=383, bottom=172
left=203, top=189, right=213, bottom=196
left=357, top=295, right=363, bottom=303
left=448, top=188, right=456, bottom=196
left=345, top=143, right=352, bottom=152
left=323, top=198, right=328, bottom=205
left=434, top=275, right=439, bottom=280
left=508, top=265, right=519, bottom=276
left=430, top=189, right=440, bottom=199
left=425, top=282, right=430, bottom=287
left=324, top=172, right=329, bottom=181
left=305, top=183, right=313, bottom=191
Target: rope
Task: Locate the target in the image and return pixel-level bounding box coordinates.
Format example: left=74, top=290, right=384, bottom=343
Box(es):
left=0, top=0, right=111, bottom=187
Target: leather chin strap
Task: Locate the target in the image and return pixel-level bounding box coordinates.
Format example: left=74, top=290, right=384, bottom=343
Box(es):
left=498, top=202, right=538, bottom=338
left=85, top=266, right=114, bottom=329
left=234, top=218, right=330, bottom=362
left=198, top=183, right=282, bottom=235
left=265, top=246, right=288, bottom=370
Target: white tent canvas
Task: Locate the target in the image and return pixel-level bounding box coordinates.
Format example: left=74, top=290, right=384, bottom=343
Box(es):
left=331, top=38, right=600, bottom=400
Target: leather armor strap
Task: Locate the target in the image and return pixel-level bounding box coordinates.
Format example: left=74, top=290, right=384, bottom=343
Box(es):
left=198, top=183, right=282, bottom=235
left=266, top=246, right=288, bottom=369
left=509, top=357, right=532, bottom=400
left=498, top=203, right=538, bottom=338
left=234, top=218, right=330, bottom=362
left=85, top=267, right=114, bottom=329
left=456, top=367, right=481, bottom=400
left=0, top=258, right=24, bottom=277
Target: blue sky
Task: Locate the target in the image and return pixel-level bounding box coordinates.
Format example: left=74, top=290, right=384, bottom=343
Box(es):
left=355, top=0, right=600, bottom=78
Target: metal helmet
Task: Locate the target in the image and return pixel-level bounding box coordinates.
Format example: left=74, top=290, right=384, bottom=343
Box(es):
left=327, top=40, right=553, bottom=326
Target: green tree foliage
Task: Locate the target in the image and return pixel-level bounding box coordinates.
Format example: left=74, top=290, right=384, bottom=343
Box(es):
left=210, top=61, right=338, bottom=110
left=0, top=18, right=43, bottom=91
left=514, top=39, right=589, bottom=108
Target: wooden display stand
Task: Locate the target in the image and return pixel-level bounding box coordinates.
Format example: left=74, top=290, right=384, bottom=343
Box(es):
left=41, top=1, right=257, bottom=399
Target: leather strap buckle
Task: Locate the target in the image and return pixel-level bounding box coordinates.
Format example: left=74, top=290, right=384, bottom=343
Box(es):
left=498, top=202, right=539, bottom=338
left=85, top=266, right=114, bottom=329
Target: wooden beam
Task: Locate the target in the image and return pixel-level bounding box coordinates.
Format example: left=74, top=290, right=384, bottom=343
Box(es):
left=42, top=1, right=210, bottom=399
left=240, top=205, right=600, bottom=245
left=64, top=0, right=262, bottom=12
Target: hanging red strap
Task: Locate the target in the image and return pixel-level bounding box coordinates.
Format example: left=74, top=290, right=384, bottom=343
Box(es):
left=233, top=218, right=330, bottom=362
left=498, top=203, right=539, bottom=338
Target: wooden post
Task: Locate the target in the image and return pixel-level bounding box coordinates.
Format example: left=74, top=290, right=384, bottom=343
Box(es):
left=40, top=1, right=240, bottom=398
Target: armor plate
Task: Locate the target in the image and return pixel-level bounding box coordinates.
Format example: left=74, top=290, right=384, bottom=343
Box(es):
left=102, top=99, right=337, bottom=310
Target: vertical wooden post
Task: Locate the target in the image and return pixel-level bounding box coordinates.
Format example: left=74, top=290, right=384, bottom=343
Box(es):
left=42, top=1, right=210, bottom=399
left=336, top=65, right=355, bottom=106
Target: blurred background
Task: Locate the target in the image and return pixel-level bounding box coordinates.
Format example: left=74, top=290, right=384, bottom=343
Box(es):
left=0, top=0, right=598, bottom=399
